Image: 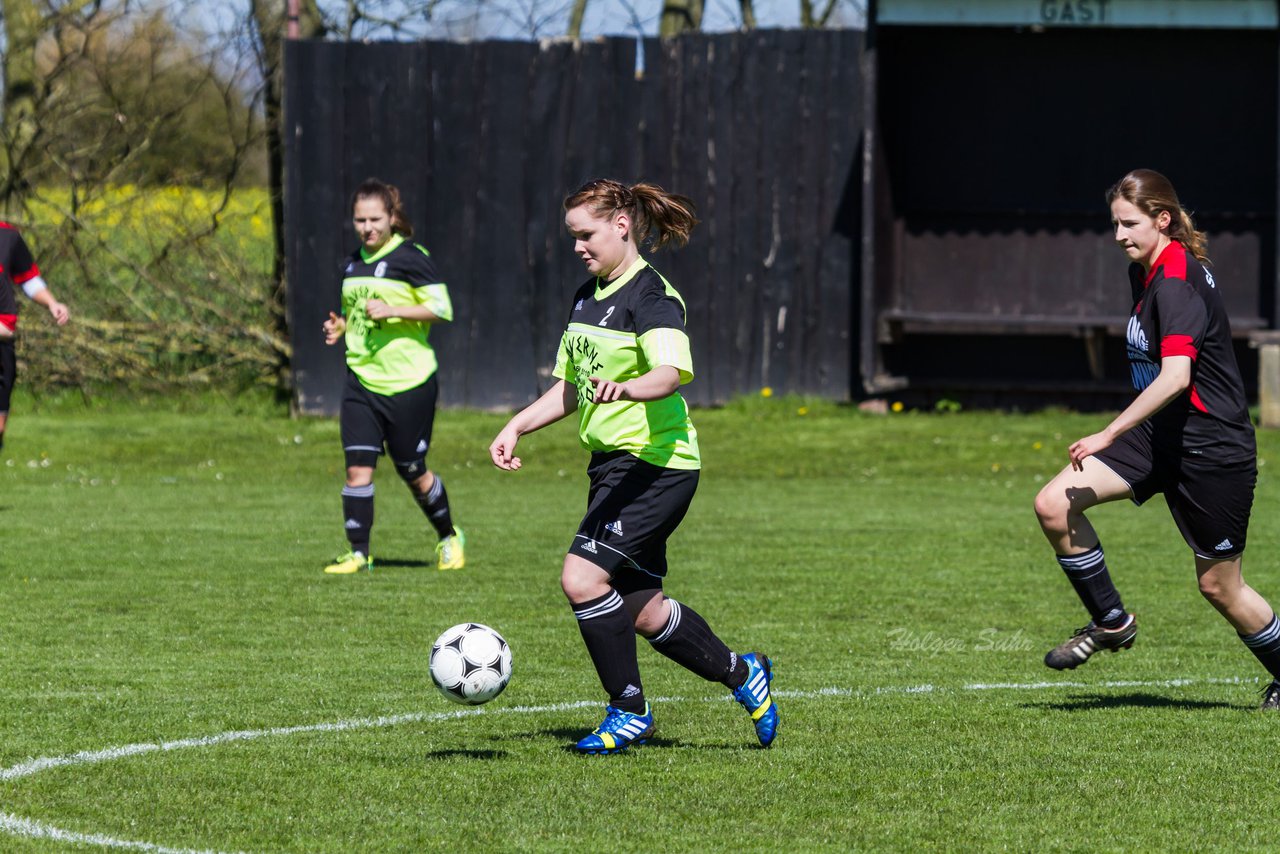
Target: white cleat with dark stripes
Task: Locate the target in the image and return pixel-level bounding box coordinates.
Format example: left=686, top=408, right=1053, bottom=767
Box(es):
left=1044, top=614, right=1137, bottom=670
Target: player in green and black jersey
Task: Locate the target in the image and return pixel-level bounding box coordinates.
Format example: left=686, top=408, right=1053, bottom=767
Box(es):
left=1035, top=169, right=1280, bottom=709
left=489, top=179, right=778, bottom=753
left=321, top=179, right=464, bottom=574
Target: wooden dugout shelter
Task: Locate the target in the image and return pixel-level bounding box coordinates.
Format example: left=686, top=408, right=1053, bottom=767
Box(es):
left=863, top=0, right=1280, bottom=405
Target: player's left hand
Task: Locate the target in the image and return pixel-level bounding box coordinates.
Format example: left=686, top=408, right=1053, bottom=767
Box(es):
left=488, top=426, right=523, bottom=471
left=365, top=298, right=396, bottom=321
left=588, top=376, right=630, bottom=404
left=1068, top=431, right=1113, bottom=471
left=48, top=301, right=69, bottom=325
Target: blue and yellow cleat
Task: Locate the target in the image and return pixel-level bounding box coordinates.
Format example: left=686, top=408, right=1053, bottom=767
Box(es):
left=574, top=703, right=655, bottom=755
left=733, top=652, right=778, bottom=747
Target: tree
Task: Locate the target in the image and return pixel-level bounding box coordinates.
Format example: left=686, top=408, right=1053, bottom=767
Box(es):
left=800, top=0, right=841, bottom=28
left=1, top=0, right=106, bottom=214
left=250, top=0, right=325, bottom=390
left=0, top=1, right=291, bottom=393
left=568, top=0, right=588, bottom=37
left=659, top=0, right=702, bottom=36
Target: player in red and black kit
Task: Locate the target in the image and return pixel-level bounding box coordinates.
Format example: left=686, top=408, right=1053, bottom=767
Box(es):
left=0, top=222, right=70, bottom=453
left=1033, top=169, right=1280, bottom=709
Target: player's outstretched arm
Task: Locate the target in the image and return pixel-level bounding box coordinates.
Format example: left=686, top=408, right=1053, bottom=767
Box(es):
left=27, top=281, right=69, bottom=325
left=489, top=380, right=578, bottom=471
left=1068, top=355, right=1191, bottom=469
left=588, top=365, right=680, bottom=404
left=364, top=298, right=445, bottom=324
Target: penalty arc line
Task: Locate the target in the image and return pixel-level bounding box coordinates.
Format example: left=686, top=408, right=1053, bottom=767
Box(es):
left=0, top=677, right=1259, bottom=852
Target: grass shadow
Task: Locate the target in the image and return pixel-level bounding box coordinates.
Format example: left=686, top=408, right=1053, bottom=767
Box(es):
left=1027, top=692, right=1244, bottom=712
left=375, top=558, right=432, bottom=569
left=541, top=727, right=758, bottom=753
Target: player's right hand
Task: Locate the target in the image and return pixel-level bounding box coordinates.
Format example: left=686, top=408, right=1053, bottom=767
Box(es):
left=323, top=311, right=346, bottom=345
left=488, top=427, right=523, bottom=471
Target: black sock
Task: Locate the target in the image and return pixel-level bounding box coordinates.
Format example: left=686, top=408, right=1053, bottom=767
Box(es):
left=648, top=599, right=748, bottom=688
left=1240, top=613, right=1280, bottom=681
left=1056, top=544, right=1126, bottom=626
left=414, top=476, right=455, bottom=540
left=573, top=590, right=645, bottom=713
left=342, top=484, right=374, bottom=555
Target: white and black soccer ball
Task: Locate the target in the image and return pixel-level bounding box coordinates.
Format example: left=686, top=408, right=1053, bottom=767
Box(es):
left=428, top=623, right=512, bottom=705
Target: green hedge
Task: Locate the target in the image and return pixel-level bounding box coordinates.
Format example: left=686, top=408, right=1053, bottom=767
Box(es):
left=12, top=186, right=284, bottom=396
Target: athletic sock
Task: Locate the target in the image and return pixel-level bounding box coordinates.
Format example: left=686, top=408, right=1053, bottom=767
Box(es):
left=341, top=483, right=374, bottom=556
left=1056, top=544, right=1126, bottom=626
left=1240, top=613, right=1280, bottom=681
left=572, top=590, right=645, bottom=714
left=414, top=475, right=455, bottom=540
left=648, top=599, right=749, bottom=688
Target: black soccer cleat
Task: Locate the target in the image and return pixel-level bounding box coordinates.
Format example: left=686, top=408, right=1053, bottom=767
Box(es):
left=1044, top=613, right=1137, bottom=670
left=1261, top=680, right=1280, bottom=711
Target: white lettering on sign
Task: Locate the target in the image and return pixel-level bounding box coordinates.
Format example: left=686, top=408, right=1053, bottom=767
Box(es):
left=877, top=0, right=1278, bottom=29
left=1040, top=0, right=1110, bottom=24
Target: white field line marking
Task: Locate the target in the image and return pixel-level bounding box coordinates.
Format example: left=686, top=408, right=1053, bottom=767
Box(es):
left=0, top=812, right=232, bottom=854
left=0, top=678, right=1258, bottom=853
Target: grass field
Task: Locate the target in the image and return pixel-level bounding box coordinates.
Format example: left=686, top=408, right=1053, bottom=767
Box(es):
left=3, top=395, right=1280, bottom=852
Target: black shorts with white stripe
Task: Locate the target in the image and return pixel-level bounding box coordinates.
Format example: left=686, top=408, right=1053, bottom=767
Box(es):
left=1096, top=422, right=1256, bottom=560
left=339, top=370, right=437, bottom=470
left=567, top=451, right=698, bottom=591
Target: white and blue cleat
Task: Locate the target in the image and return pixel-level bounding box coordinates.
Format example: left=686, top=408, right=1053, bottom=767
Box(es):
left=733, top=652, right=778, bottom=747
left=574, top=703, right=655, bottom=755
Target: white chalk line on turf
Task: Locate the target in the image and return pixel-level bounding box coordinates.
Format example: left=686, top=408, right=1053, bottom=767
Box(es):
left=0, top=678, right=1257, bottom=853
left=0, top=812, right=232, bottom=854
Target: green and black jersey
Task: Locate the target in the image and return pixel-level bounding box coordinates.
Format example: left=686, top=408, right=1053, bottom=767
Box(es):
left=552, top=256, right=699, bottom=470
left=340, top=234, right=453, bottom=395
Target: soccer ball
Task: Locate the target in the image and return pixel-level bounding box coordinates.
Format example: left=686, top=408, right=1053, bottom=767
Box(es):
left=429, top=623, right=512, bottom=705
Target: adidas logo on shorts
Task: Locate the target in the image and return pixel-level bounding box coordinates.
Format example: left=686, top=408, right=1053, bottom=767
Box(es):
left=581, top=539, right=598, bottom=554
left=1215, top=538, right=1235, bottom=552
left=605, top=520, right=624, bottom=537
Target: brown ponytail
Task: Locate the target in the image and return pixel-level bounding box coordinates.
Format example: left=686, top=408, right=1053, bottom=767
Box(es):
left=563, top=178, right=699, bottom=250
left=351, top=178, right=414, bottom=238
left=1106, top=169, right=1209, bottom=264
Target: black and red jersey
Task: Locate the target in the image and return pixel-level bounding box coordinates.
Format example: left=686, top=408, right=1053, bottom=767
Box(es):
left=0, top=222, right=40, bottom=323
left=1124, top=240, right=1254, bottom=463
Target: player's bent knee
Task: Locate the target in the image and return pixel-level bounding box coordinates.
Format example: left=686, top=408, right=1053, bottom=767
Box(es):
left=393, top=457, right=429, bottom=485
left=560, top=557, right=611, bottom=603
left=1198, top=576, right=1233, bottom=605
left=1033, top=488, right=1069, bottom=533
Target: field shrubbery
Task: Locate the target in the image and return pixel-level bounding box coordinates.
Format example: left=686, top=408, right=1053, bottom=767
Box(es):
left=11, top=186, right=281, bottom=396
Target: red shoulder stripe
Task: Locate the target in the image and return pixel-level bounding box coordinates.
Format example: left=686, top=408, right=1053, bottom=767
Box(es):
left=1161, top=334, right=1197, bottom=360
left=11, top=265, right=39, bottom=284
left=1146, top=240, right=1188, bottom=285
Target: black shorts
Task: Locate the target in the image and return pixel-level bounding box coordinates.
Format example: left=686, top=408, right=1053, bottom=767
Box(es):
left=339, top=370, right=438, bottom=476
left=567, top=451, right=699, bottom=594
left=0, top=341, right=14, bottom=414
left=1095, top=423, right=1256, bottom=560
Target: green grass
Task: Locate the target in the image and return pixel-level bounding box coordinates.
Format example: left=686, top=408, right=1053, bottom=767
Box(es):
left=3, top=397, right=1280, bottom=851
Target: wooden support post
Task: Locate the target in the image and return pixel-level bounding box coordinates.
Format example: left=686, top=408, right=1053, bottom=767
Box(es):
left=1250, top=331, right=1280, bottom=428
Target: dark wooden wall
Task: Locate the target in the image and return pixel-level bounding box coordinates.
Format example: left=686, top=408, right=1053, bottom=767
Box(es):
left=284, top=31, right=865, bottom=414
